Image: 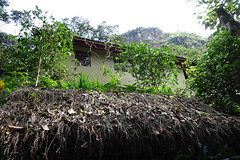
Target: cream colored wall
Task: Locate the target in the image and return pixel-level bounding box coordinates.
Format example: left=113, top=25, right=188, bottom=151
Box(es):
left=66, top=46, right=187, bottom=89
left=176, top=68, right=186, bottom=88
left=67, top=46, right=116, bottom=83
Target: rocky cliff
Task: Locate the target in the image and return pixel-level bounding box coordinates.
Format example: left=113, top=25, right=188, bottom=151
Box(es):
left=121, top=27, right=206, bottom=50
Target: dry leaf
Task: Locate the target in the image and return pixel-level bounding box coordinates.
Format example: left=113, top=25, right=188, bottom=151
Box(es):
left=99, top=94, right=105, bottom=100
left=81, top=142, right=88, bottom=148
left=68, top=108, right=76, bottom=114
left=47, top=108, right=56, bottom=115
left=42, top=125, right=50, bottom=131
left=8, top=125, right=23, bottom=130
left=79, top=117, right=86, bottom=123
left=174, top=118, right=180, bottom=125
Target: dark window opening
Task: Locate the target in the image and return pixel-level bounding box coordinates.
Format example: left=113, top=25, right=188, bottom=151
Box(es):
left=75, top=50, right=91, bottom=67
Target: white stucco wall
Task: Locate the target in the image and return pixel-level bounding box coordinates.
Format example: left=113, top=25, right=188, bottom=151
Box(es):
left=66, top=46, right=117, bottom=83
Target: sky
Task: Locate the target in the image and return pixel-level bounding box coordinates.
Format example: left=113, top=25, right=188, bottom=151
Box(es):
left=1, top=0, right=214, bottom=37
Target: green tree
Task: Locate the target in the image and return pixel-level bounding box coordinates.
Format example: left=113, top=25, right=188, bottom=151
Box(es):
left=0, top=0, right=9, bottom=22
left=187, top=0, right=240, bottom=114
left=192, top=0, right=240, bottom=37
left=62, top=16, right=93, bottom=38
left=0, top=0, right=23, bottom=60
left=187, top=31, right=240, bottom=113
left=0, top=31, right=17, bottom=46
left=63, top=16, right=119, bottom=42
left=160, top=43, right=204, bottom=59
left=92, top=21, right=119, bottom=42
left=3, top=6, right=73, bottom=91
left=117, top=42, right=179, bottom=94
left=166, top=34, right=205, bottom=49
left=0, top=0, right=25, bottom=72
left=0, top=32, right=18, bottom=70
left=0, top=0, right=24, bottom=24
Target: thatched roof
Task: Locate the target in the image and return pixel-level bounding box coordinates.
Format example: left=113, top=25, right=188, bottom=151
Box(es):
left=0, top=88, right=240, bottom=160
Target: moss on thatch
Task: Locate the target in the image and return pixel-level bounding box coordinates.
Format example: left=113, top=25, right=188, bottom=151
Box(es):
left=0, top=88, right=240, bottom=160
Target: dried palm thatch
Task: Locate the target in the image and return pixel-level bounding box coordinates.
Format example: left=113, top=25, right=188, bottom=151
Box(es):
left=0, top=87, right=240, bottom=160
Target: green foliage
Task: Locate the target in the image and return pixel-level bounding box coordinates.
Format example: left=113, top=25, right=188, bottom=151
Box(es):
left=160, top=43, right=204, bottom=59
left=63, top=16, right=119, bottom=42
left=101, top=65, right=122, bottom=90
left=193, top=0, right=240, bottom=30
left=62, top=16, right=94, bottom=38
left=39, top=76, right=58, bottom=89
left=63, top=72, right=105, bottom=92
left=117, top=42, right=179, bottom=94
left=92, top=21, right=119, bottom=42
left=0, top=32, right=18, bottom=70
left=0, top=0, right=24, bottom=24
left=62, top=64, right=174, bottom=94
left=64, top=69, right=173, bottom=95
left=2, top=6, right=74, bottom=93
left=0, top=31, right=17, bottom=47
left=166, top=34, right=205, bottom=50
left=78, top=72, right=91, bottom=89
left=177, top=143, right=240, bottom=160
left=0, top=0, right=9, bottom=22
left=20, top=6, right=73, bottom=87
left=187, top=31, right=240, bottom=113
left=113, top=35, right=126, bottom=45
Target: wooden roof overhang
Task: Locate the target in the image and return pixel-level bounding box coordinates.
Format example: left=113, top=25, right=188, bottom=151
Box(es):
left=174, top=56, right=197, bottom=67
left=73, top=37, right=196, bottom=63
left=73, top=37, right=121, bottom=54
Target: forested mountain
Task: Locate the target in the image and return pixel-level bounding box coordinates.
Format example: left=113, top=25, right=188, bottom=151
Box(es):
left=121, top=27, right=206, bottom=49
left=120, top=27, right=207, bottom=58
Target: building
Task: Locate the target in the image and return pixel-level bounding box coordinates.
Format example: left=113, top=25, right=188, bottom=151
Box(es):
left=67, top=37, right=193, bottom=90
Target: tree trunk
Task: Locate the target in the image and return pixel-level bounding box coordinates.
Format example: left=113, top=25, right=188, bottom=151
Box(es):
left=215, top=7, right=240, bottom=38
left=35, top=53, right=42, bottom=87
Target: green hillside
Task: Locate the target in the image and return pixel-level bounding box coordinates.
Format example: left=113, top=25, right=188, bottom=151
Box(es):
left=120, top=27, right=207, bottom=58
